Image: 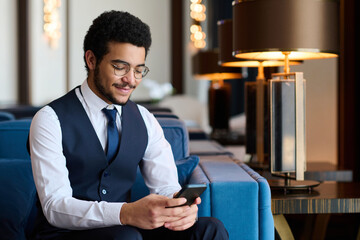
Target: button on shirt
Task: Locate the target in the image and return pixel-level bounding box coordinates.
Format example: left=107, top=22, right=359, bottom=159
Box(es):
left=29, top=80, right=181, bottom=230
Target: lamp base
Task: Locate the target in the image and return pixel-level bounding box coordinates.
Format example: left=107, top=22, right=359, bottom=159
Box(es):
left=268, top=178, right=320, bottom=194
left=270, top=72, right=306, bottom=180
left=208, top=81, right=231, bottom=130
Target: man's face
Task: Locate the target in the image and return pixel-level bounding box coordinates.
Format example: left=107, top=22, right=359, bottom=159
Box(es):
left=88, top=42, right=146, bottom=105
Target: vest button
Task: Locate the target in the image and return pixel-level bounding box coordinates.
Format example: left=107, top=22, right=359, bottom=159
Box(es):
left=104, top=171, right=110, bottom=177
left=102, top=189, right=107, bottom=195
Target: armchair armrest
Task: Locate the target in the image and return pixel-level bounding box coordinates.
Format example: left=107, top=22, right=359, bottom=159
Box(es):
left=188, top=165, right=211, bottom=217
left=238, top=162, right=274, bottom=240
left=197, top=155, right=274, bottom=240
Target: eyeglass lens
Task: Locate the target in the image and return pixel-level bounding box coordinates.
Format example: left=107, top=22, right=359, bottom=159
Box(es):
left=113, top=63, right=149, bottom=79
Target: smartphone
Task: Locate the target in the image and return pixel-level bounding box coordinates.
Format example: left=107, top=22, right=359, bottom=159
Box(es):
left=173, top=183, right=207, bottom=207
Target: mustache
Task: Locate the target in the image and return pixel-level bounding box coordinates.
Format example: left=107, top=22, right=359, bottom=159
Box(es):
left=113, top=82, right=136, bottom=89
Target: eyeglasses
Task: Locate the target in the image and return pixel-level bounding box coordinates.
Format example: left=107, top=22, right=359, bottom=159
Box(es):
left=111, top=61, right=149, bottom=79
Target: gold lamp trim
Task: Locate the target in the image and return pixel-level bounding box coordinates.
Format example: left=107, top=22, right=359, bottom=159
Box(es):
left=194, top=73, right=243, bottom=81
left=234, top=50, right=338, bottom=61
left=220, top=60, right=302, bottom=68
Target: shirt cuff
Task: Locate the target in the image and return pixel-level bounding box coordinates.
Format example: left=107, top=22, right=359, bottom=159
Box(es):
left=160, top=186, right=182, bottom=198
left=103, top=202, right=124, bottom=226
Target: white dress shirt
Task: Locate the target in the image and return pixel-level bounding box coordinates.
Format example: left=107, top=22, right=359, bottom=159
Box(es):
left=29, top=80, right=181, bottom=230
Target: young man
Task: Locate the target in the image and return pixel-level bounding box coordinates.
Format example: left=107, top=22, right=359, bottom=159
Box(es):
left=29, top=10, right=228, bottom=240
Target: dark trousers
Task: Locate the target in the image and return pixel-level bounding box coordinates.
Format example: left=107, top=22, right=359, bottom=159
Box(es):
left=38, top=217, right=228, bottom=240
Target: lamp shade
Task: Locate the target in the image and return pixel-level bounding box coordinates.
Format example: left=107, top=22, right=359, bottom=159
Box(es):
left=232, top=0, right=339, bottom=60
left=218, top=19, right=302, bottom=67
left=192, top=49, right=242, bottom=80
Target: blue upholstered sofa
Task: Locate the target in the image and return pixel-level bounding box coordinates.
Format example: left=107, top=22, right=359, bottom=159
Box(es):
left=0, top=116, right=274, bottom=240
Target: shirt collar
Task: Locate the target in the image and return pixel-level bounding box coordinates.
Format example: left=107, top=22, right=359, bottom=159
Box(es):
left=80, top=80, right=122, bottom=116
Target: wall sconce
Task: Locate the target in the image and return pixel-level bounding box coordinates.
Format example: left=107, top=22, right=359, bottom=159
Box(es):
left=192, top=49, right=242, bottom=142
left=233, top=0, right=339, bottom=190
left=43, top=0, right=61, bottom=49
left=218, top=19, right=302, bottom=167
left=189, top=0, right=206, bottom=49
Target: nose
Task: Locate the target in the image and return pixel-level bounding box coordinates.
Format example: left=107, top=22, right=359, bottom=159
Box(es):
left=122, top=68, right=137, bottom=85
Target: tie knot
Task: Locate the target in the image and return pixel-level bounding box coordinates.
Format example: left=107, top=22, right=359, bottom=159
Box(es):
left=102, top=108, right=117, bottom=123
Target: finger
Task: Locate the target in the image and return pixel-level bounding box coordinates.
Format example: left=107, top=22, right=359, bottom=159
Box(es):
left=164, top=214, right=197, bottom=231
left=193, top=197, right=201, bottom=205
left=163, top=205, right=195, bottom=225
left=165, top=197, right=187, bottom=208
left=187, top=203, right=198, bottom=215
left=165, top=210, right=196, bottom=226
left=162, top=215, right=183, bottom=223
left=166, top=203, right=197, bottom=220
left=169, top=221, right=196, bottom=231
left=163, top=204, right=190, bottom=218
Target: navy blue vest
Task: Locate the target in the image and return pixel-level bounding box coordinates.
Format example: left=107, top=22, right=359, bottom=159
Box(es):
left=48, top=87, right=148, bottom=202
left=31, top=87, right=148, bottom=238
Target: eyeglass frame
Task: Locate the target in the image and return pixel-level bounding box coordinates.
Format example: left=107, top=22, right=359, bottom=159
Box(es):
left=110, top=60, right=150, bottom=79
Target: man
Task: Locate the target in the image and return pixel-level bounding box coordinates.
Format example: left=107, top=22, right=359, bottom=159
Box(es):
left=29, top=10, right=228, bottom=240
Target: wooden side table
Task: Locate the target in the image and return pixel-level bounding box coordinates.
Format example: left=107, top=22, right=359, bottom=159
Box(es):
left=272, top=182, right=360, bottom=239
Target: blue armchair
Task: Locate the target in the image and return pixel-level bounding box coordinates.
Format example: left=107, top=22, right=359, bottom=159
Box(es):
left=0, top=116, right=274, bottom=240
left=0, top=119, right=35, bottom=239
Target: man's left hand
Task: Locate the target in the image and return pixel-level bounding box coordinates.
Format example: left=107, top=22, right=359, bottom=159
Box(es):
left=163, top=197, right=201, bottom=231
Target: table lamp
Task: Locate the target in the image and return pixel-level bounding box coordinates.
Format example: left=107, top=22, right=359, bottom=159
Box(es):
left=233, top=0, right=339, bottom=190
left=218, top=19, right=302, bottom=167
left=192, top=49, right=242, bottom=141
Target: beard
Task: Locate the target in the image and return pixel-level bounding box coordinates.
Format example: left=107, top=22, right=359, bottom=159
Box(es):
left=93, top=64, right=136, bottom=106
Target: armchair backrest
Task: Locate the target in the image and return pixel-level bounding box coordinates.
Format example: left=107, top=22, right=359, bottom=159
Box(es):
left=130, top=117, right=190, bottom=201
left=0, top=117, right=189, bottom=161
left=157, top=117, right=189, bottom=160
left=0, top=106, right=41, bottom=119
left=0, top=111, right=16, bottom=122
left=0, top=119, right=31, bottom=159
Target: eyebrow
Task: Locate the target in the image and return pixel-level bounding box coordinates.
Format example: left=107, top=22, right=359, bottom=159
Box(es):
left=111, top=59, right=145, bottom=67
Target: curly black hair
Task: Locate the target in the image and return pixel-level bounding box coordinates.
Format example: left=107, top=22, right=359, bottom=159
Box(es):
left=83, top=10, right=152, bottom=73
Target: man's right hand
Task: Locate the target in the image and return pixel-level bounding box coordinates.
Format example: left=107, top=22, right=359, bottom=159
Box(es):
left=120, top=194, right=191, bottom=229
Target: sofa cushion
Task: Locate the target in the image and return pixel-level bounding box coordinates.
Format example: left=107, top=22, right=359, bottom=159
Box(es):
left=175, top=155, right=199, bottom=186
left=0, top=159, right=37, bottom=239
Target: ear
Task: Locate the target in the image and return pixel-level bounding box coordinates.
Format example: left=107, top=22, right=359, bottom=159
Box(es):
left=85, top=50, right=97, bottom=70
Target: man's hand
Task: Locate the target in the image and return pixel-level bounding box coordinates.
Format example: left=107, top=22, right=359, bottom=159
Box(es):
left=120, top=194, right=197, bottom=230
left=164, top=197, right=201, bottom=231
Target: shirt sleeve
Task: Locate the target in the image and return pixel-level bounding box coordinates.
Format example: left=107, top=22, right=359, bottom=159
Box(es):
left=138, top=106, right=182, bottom=198
left=29, top=106, right=124, bottom=230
